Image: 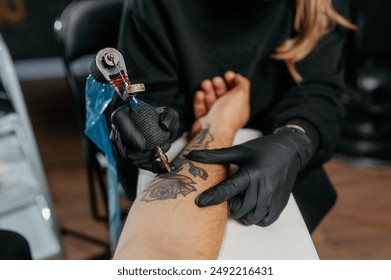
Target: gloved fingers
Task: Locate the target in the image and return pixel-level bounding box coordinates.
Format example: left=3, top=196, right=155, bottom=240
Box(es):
left=256, top=195, right=290, bottom=227
left=241, top=194, right=272, bottom=225
left=111, top=126, right=153, bottom=163
left=196, top=167, right=250, bottom=207
left=229, top=176, right=260, bottom=219
left=161, top=142, right=171, bottom=153
left=159, top=108, right=179, bottom=132
left=240, top=174, right=274, bottom=225
left=186, top=146, right=243, bottom=165
left=111, top=105, right=146, bottom=151
left=256, top=210, right=279, bottom=227
left=129, top=150, right=157, bottom=164
left=230, top=173, right=275, bottom=224
left=229, top=195, right=249, bottom=219
left=156, top=107, right=180, bottom=142
left=110, top=128, right=130, bottom=160
left=155, top=106, right=166, bottom=115
left=138, top=160, right=176, bottom=173
left=131, top=142, right=171, bottom=165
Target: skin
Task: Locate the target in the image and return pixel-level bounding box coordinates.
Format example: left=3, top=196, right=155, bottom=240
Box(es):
left=194, top=71, right=237, bottom=120
left=113, top=71, right=251, bottom=260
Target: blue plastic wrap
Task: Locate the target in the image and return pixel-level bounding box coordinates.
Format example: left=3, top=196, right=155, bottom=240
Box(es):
left=84, top=75, right=120, bottom=251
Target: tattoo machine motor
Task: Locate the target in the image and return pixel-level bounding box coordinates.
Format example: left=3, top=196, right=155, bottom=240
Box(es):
left=90, top=47, right=170, bottom=172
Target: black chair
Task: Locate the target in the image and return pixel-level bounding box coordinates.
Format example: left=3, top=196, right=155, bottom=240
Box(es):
left=337, top=0, right=391, bottom=165
left=54, top=0, right=125, bottom=255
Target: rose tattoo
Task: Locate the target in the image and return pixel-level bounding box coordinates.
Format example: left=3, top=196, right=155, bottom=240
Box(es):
left=142, top=168, right=197, bottom=202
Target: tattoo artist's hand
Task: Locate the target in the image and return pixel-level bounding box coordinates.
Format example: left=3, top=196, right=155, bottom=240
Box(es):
left=186, top=127, right=314, bottom=226
left=110, top=105, right=179, bottom=173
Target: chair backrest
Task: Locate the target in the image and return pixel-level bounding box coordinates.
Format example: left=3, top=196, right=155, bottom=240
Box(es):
left=54, top=0, right=124, bottom=128
left=53, top=0, right=126, bottom=226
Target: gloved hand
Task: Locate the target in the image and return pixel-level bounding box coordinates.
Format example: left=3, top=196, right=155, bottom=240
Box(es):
left=186, top=126, right=314, bottom=226
left=110, top=104, right=180, bottom=173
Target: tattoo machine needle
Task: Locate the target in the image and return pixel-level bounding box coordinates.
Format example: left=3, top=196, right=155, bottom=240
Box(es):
left=91, top=48, right=170, bottom=172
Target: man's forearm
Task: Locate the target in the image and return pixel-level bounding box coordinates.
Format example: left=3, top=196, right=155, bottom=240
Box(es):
left=113, top=125, right=234, bottom=259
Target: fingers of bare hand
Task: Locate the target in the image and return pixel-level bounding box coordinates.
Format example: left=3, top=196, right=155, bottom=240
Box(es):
left=193, top=90, right=207, bottom=119
left=201, top=79, right=216, bottom=109
left=224, top=71, right=236, bottom=86
left=212, top=76, right=227, bottom=97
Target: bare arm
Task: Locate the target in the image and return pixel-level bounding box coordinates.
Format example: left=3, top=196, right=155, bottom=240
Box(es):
left=113, top=72, right=250, bottom=259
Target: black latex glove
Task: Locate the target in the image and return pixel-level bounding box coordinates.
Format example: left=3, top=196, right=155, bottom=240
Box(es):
left=110, top=104, right=180, bottom=173
left=186, top=126, right=314, bottom=226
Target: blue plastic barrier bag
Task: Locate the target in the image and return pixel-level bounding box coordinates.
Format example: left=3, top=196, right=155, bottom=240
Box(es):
left=84, top=75, right=120, bottom=251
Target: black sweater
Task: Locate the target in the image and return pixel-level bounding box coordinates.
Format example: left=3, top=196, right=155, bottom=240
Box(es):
left=115, top=0, right=349, bottom=166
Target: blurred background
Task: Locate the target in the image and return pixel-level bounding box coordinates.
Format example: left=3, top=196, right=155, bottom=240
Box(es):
left=0, top=0, right=390, bottom=260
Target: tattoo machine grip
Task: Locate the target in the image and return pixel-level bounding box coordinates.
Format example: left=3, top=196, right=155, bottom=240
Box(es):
left=129, top=100, right=170, bottom=151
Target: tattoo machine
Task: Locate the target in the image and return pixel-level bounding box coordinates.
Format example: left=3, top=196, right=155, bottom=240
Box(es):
left=91, top=47, right=170, bottom=172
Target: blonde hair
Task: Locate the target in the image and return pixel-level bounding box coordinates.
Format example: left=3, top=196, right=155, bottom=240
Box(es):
left=272, top=0, right=356, bottom=83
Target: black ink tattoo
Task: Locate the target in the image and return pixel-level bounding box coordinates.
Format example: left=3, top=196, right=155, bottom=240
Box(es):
left=141, top=168, right=197, bottom=202
left=182, top=124, right=214, bottom=156
left=142, top=126, right=214, bottom=202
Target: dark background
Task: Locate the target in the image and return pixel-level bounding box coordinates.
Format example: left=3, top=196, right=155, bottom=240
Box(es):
left=0, top=0, right=72, bottom=60
left=1, top=1, right=391, bottom=192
